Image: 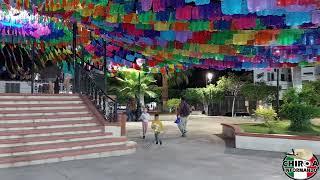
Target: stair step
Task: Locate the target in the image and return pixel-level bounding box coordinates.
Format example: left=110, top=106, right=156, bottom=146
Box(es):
left=0, top=109, right=90, bottom=117
left=0, top=104, right=86, bottom=111
left=0, top=93, right=136, bottom=168
left=0, top=99, right=83, bottom=105
left=0, top=141, right=136, bottom=168
left=0, top=96, right=81, bottom=100
left=0, top=114, right=94, bottom=124
left=0, top=120, right=98, bottom=131
left=0, top=94, right=80, bottom=99
left=0, top=126, right=103, bottom=139
left=0, top=132, right=113, bottom=148
left=0, top=137, right=128, bottom=157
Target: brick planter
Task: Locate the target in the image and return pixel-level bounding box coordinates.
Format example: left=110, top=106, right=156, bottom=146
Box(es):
left=221, top=123, right=320, bottom=155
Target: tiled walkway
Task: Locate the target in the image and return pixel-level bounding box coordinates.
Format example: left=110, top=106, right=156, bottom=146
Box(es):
left=0, top=115, right=298, bottom=180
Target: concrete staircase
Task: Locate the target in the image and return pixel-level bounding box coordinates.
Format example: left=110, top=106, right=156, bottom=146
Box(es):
left=0, top=94, right=136, bottom=168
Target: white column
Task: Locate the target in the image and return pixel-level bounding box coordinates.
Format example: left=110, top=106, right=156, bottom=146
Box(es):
left=291, top=67, right=302, bottom=92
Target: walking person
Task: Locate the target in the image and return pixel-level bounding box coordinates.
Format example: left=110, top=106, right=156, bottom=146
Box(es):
left=151, top=114, right=164, bottom=145
left=126, top=99, right=135, bottom=122
left=54, top=74, right=60, bottom=94
left=177, top=97, right=191, bottom=137
left=139, top=107, right=151, bottom=139
left=61, top=61, right=74, bottom=94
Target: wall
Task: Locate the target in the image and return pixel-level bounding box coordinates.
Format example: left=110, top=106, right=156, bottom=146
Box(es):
left=0, top=81, right=31, bottom=93
left=236, top=135, right=320, bottom=155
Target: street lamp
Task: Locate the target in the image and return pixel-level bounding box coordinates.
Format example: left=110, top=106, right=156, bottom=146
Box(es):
left=136, top=58, right=145, bottom=121
left=206, top=72, right=214, bottom=116
left=206, top=72, right=214, bottom=86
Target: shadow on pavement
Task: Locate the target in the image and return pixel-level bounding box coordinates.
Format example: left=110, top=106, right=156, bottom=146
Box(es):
left=214, top=134, right=235, bottom=148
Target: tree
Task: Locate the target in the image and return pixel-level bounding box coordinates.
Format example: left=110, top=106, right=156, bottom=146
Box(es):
left=241, top=82, right=277, bottom=111
left=161, top=70, right=191, bottom=112
left=223, top=75, right=245, bottom=117
left=300, top=80, right=320, bottom=106
left=167, top=98, right=181, bottom=113
left=168, top=71, right=192, bottom=88
left=184, top=88, right=205, bottom=106
left=114, top=70, right=157, bottom=107
left=183, top=84, right=225, bottom=115
left=281, top=88, right=319, bottom=131
left=162, top=74, right=169, bottom=111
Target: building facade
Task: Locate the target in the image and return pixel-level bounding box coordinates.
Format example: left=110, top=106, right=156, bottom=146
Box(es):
left=253, top=65, right=320, bottom=99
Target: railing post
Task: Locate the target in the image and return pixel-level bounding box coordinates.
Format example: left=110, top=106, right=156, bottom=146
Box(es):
left=98, top=91, right=102, bottom=109
left=103, top=39, right=107, bottom=94
left=31, top=39, right=35, bottom=94
left=94, top=89, right=98, bottom=105
left=114, top=99, right=118, bottom=122
left=103, top=96, right=106, bottom=115
left=90, top=82, right=94, bottom=99
left=72, top=22, right=78, bottom=94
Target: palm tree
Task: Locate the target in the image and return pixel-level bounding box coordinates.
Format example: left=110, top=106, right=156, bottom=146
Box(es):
left=115, top=69, right=157, bottom=107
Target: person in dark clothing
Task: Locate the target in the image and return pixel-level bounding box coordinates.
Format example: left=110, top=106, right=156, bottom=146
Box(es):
left=54, top=75, right=60, bottom=94
left=177, top=97, right=191, bottom=137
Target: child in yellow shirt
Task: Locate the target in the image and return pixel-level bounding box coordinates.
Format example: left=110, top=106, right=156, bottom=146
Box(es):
left=151, top=114, right=164, bottom=145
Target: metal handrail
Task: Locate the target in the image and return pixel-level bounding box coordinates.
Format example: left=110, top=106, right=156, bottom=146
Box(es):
left=80, top=68, right=118, bottom=123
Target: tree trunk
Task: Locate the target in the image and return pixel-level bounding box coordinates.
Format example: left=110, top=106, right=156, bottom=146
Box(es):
left=232, top=96, right=236, bottom=117
left=162, top=74, right=168, bottom=112
left=203, top=101, right=208, bottom=115
left=140, top=93, right=145, bottom=107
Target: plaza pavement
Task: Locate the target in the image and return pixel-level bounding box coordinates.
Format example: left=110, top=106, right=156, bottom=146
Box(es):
left=0, top=115, right=298, bottom=180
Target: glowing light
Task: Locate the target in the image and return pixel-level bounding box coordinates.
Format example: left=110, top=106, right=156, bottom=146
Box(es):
left=207, top=72, right=214, bottom=81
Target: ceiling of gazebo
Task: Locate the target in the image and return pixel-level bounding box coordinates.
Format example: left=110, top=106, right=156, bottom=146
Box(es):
left=1, top=0, right=320, bottom=72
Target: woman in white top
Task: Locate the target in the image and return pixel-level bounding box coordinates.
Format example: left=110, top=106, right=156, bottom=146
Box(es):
left=139, top=108, right=151, bottom=139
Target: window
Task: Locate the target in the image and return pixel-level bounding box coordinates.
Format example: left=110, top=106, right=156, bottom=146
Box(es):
left=281, top=74, right=285, bottom=81
left=288, top=74, right=292, bottom=82
left=267, top=73, right=271, bottom=81
left=303, top=72, right=314, bottom=75
left=271, top=73, right=275, bottom=81
left=5, top=83, right=20, bottom=93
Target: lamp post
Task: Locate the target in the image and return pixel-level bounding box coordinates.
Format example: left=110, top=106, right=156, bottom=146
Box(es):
left=31, top=38, right=35, bottom=94
left=206, top=72, right=214, bottom=115
left=276, top=68, right=280, bottom=116
left=136, top=58, right=144, bottom=121
left=72, top=22, right=78, bottom=94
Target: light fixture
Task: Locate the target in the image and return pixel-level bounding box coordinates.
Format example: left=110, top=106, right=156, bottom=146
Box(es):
left=136, top=58, right=145, bottom=67
left=207, top=72, right=214, bottom=82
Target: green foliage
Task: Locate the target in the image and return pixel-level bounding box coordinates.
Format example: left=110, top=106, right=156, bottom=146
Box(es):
left=220, top=74, right=245, bottom=117
left=254, top=106, right=277, bottom=132
left=184, top=78, right=227, bottom=106
left=281, top=103, right=315, bottom=131
left=281, top=87, right=319, bottom=131
left=168, top=89, right=184, bottom=99
left=241, top=83, right=277, bottom=103
left=111, top=70, right=157, bottom=103
left=215, top=76, right=230, bottom=91
left=184, top=88, right=205, bottom=106
left=167, top=98, right=181, bottom=112
left=167, top=70, right=192, bottom=88
left=282, top=88, right=300, bottom=104
left=300, top=80, right=320, bottom=106
left=255, top=106, right=277, bottom=121
left=203, top=84, right=225, bottom=103
left=240, top=121, right=320, bottom=136
left=145, top=87, right=162, bottom=104
left=222, top=74, right=245, bottom=96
